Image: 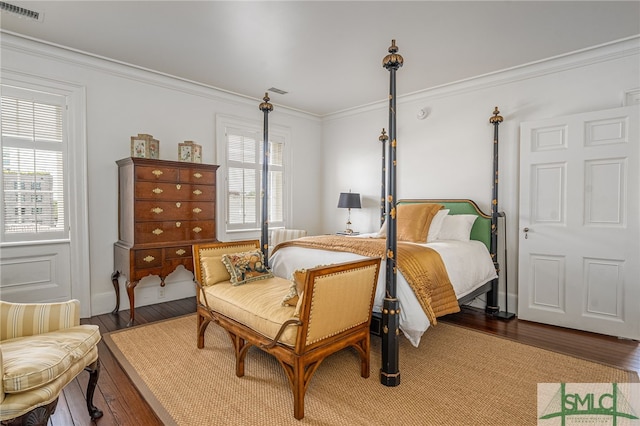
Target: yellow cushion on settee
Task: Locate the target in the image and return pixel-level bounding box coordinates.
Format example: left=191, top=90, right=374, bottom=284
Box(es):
left=2, top=325, right=101, bottom=393
left=203, top=276, right=300, bottom=346
left=198, top=242, right=259, bottom=286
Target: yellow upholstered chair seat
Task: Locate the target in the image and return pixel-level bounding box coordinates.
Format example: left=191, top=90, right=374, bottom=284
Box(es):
left=202, top=278, right=299, bottom=346
left=0, top=300, right=103, bottom=425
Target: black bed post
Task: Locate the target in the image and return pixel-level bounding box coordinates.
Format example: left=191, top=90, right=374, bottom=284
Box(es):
left=487, top=107, right=503, bottom=314
left=379, top=128, right=388, bottom=226
left=259, top=93, right=273, bottom=266
left=381, top=39, right=403, bottom=387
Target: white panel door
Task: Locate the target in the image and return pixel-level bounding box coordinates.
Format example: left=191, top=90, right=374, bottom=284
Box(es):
left=518, top=105, right=639, bottom=339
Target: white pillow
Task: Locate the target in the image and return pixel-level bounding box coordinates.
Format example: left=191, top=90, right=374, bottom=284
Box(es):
left=426, top=209, right=450, bottom=242
left=435, top=214, right=477, bottom=242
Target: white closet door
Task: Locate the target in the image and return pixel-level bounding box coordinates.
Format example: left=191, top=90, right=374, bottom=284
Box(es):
left=518, top=105, right=639, bottom=340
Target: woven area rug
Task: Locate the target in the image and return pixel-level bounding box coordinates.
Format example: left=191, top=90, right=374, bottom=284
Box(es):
left=103, top=315, right=638, bottom=425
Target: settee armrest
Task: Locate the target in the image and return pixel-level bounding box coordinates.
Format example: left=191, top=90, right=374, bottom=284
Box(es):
left=298, top=258, right=380, bottom=348
left=0, top=299, right=81, bottom=341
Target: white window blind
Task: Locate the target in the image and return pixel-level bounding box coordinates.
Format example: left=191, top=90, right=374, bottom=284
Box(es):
left=226, top=127, right=284, bottom=231
left=1, top=87, right=68, bottom=241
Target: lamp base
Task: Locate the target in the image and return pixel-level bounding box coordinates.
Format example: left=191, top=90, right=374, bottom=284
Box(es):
left=494, top=311, right=516, bottom=320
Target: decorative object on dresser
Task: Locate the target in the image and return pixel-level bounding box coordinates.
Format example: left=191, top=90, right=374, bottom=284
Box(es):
left=111, top=157, right=218, bottom=326
left=130, top=133, right=159, bottom=159
left=178, top=140, right=202, bottom=163
left=337, top=191, right=361, bottom=234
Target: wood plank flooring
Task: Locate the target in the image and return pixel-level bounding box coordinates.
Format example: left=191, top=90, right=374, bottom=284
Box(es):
left=50, top=298, right=639, bottom=425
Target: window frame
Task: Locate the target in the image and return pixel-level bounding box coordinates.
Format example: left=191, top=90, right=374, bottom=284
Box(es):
left=0, top=71, right=90, bottom=316
left=1, top=86, right=69, bottom=243
left=215, top=114, right=291, bottom=240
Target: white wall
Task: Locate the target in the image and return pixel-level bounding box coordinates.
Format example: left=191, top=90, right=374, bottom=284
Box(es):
left=1, top=34, right=322, bottom=316
left=3, top=32, right=638, bottom=317
left=321, top=37, right=640, bottom=311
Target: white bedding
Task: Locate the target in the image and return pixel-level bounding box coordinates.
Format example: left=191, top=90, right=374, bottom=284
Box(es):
left=269, top=237, right=497, bottom=347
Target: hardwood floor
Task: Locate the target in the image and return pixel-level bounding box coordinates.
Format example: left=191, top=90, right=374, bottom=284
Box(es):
left=50, top=298, right=639, bottom=425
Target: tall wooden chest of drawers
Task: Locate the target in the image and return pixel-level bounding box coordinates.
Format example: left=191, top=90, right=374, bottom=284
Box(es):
left=112, top=157, right=219, bottom=325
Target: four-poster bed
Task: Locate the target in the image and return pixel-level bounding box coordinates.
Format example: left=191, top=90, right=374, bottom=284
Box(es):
left=270, top=200, right=498, bottom=343
left=261, top=41, right=503, bottom=387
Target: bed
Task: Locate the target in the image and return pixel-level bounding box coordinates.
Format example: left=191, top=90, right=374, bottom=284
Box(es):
left=258, top=41, right=504, bottom=386
left=270, top=199, right=498, bottom=347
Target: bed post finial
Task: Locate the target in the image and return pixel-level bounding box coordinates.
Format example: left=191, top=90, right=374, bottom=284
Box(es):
left=259, top=93, right=274, bottom=266
left=382, top=40, right=404, bottom=69
left=490, top=106, right=503, bottom=124
left=259, top=92, right=273, bottom=113
left=378, top=128, right=388, bottom=142
left=381, top=40, right=403, bottom=388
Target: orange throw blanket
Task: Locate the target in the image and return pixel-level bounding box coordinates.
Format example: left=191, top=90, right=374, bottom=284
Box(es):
left=273, top=236, right=460, bottom=324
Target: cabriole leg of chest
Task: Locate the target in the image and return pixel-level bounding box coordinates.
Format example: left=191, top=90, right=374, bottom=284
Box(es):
left=110, top=271, right=120, bottom=314
left=126, top=279, right=139, bottom=327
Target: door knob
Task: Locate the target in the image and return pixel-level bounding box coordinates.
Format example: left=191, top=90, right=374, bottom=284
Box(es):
left=523, top=227, right=530, bottom=239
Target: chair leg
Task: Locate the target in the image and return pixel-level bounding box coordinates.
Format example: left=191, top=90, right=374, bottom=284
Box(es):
left=292, top=359, right=305, bottom=420
left=197, top=313, right=211, bottom=349
left=0, top=399, right=58, bottom=426
left=85, top=358, right=104, bottom=420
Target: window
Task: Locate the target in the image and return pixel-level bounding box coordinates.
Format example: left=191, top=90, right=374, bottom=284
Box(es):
left=1, top=86, right=68, bottom=242
left=224, top=125, right=286, bottom=233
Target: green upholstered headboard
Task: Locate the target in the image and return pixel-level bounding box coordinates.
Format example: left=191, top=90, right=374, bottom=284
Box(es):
left=397, top=199, right=492, bottom=251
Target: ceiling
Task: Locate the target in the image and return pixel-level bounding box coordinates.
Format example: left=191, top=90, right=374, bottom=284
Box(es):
left=1, top=1, right=639, bottom=116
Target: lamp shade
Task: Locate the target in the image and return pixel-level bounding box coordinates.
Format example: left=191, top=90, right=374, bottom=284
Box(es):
left=337, top=192, right=361, bottom=209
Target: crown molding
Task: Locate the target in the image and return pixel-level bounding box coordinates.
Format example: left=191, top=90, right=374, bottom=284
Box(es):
left=0, top=30, right=321, bottom=122
left=323, top=35, right=640, bottom=121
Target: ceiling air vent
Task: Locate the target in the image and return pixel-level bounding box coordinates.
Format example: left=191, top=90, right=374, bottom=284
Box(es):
left=0, top=2, right=43, bottom=22
left=268, top=87, right=288, bottom=95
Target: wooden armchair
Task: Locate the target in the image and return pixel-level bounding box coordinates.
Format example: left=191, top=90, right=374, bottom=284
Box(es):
left=0, top=300, right=102, bottom=426
left=192, top=240, right=381, bottom=419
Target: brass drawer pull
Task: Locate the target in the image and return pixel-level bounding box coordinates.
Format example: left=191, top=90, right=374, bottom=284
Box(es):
left=176, top=222, right=181, bottom=227
left=143, top=255, right=155, bottom=263
left=176, top=249, right=186, bottom=256
left=152, top=187, right=163, bottom=194
left=193, top=172, right=203, bottom=179
left=192, top=226, right=202, bottom=233
left=176, top=202, right=181, bottom=208
left=192, top=207, right=202, bottom=214
left=151, top=207, right=163, bottom=214
left=193, top=189, right=202, bottom=196
left=152, top=169, right=163, bottom=177
left=152, top=228, right=164, bottom=235
left=176, top=184, right=181, bottom=190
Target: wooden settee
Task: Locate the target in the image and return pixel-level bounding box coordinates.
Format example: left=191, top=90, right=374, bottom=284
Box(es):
left=192, top=240, right=381, bottom=420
